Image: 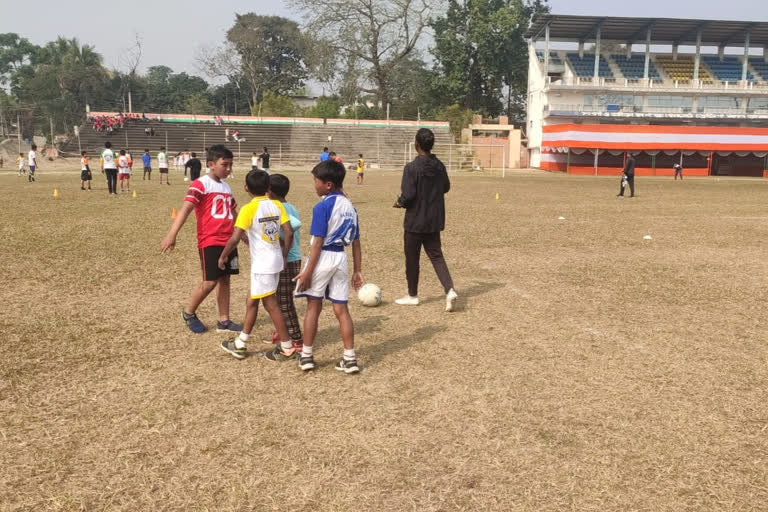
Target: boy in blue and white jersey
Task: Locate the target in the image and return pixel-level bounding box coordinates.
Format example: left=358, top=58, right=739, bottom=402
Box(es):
left=294, top=160, right=365, bottom=374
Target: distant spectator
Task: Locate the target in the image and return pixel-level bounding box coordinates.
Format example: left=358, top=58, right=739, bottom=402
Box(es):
left=259, top=147, right=270, bottom=173
left=319, top=147, right=330, bottom=162
left=618, top=153, right=636, bottom=198
left=673, top=163, right=683, bottom=180
left=185, top=152, right=202, bottom=181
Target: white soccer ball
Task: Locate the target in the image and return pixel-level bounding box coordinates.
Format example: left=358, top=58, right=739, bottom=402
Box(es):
left=357, top=283, right=382, bottom=307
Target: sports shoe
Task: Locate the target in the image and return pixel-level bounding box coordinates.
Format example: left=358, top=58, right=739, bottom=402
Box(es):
left=262, top=331, right=279, bottom=345
left=265, top=345, right=297, bottom=362
left=395, top=295, right=419, bottom=306
left=182, top=311, right=206, bottom=333
left=291, top=340, right=303, bottom=351
left=220, top=339, right=246, bottom=360
left=216, top=320, right=243, bottom=333
left=335, top=358, right=360, bottom=374
left=298, top=354, right=316, bottom=371
left=445, top=289, right=458, bottom=312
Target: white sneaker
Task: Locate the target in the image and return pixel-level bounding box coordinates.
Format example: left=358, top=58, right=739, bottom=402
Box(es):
left=395, top=295, right=419, bottom=306
left=445, top=289, right=458, bottom=312
left=184, top=177, right=189, bottom=182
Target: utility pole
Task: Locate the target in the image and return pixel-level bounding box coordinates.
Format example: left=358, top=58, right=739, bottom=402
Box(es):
left=17, top=113, right=21, bottom=154
left=50, top=117, right=55, bottom=147
left=128, top=90, right=133, bottom=113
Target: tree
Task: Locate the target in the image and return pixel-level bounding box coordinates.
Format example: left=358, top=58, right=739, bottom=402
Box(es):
left=290, top=0, right=431, bottom=114
left=254, top=93, right=296, bottom=117
left=434, top=104, right=474, bottom=142
left=431, top=0, right=548, bottom=119
left=184, top=94, right=215, bottom=115
left=305, top=96, right=341, bottom=119
left=226, top=14, right=310, bottom=107
left=196, top=42, right=251, bottom=112
left=0, top=33, right=38, bottom=88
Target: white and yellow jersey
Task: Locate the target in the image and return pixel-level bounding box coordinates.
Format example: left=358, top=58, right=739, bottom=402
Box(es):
left=234, top=196, right=289, bottom=274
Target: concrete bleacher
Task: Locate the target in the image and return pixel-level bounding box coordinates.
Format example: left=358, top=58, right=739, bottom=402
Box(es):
left=611, top=54, right=661, bottom=80
left=536, top=51, right=563, bottom=65
left=654, top=56, right=714, bottom=84
left=701, top=56, right=754, bottom=82
left=566, top=53, right=614, bottom=79
left=748, top=57, right=768, bottom=81
left=63, top=117, right=454, bottom=170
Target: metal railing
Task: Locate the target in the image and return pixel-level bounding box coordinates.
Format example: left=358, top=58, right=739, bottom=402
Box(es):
left=546, top=104, right=768, bottom=118
left=547, top=76, right=768, bottom=92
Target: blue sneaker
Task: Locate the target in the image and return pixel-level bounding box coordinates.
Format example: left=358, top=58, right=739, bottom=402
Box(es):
left=216, top=320, right=243, bottom=333
left=182, top=311, right=206, bottom=334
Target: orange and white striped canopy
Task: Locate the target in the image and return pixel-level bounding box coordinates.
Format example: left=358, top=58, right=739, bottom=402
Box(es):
left=543, top=124, right=768, bottom=151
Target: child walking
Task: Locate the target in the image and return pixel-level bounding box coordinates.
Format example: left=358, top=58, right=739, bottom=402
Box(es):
left=356, top=154, right=364, bottom=185
left=158, top=146, right=170, bottom=185
left=27, top=144, right=37, bottom=182
left=142, top=149, right=152, bottom=180
left=217, top=170, right=295, bottom=360
left=263, top=173, right=303, bottom=350
left=118, top=149, right=131, bottom=192
left=160, top=145, right=243, bottom=334
left=294, top=160, right=364, bottom=374
left=80, top=151, right=92, bottom=190
left=16, top=153, right=25, bottom=176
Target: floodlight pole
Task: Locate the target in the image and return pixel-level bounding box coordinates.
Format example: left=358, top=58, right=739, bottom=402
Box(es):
left=593, top=26, right=601, bottom=82
left=544, top=23, right=550, bottom=76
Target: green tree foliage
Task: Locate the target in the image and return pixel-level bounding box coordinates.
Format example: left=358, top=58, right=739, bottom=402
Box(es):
left=431, top=0, right=548, bottom=119
left=227, top=14, right=310, bottom=106
left=305, top=96, right=340, bottom=119
left=184, top=94, right=215, bottom=115
left=434, top=104, right=475, bottom=142
left=253, top=93, right=296, bottom=117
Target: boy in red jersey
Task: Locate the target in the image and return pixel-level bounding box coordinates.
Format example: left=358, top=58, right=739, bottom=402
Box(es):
left=161, top=145, right=243, bottom=334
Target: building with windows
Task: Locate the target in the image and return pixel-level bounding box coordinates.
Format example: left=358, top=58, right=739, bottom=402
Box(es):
left=525, top=15, right=768, bottom=177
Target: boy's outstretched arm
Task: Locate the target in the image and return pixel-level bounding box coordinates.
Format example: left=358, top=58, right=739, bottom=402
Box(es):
left=351, top=239, right=364, bottom=291
left=294, top=236, right=323, bottom=292
left=218, top=228, right=245, bottom=269
left=160, top=202, right=195, bottom=253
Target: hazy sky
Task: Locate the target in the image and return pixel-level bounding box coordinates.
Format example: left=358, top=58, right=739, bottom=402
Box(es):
left=1, top=0, right=766, bottom=78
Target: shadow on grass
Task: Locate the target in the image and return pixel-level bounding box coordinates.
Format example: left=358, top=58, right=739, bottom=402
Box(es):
left=315, top=314, right=387, bottom=343
left=419, top=280, right=505, bottom=310
left=364, top=324, right=449, bottom=367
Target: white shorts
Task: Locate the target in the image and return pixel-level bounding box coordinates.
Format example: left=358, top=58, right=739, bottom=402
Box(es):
left=295, top=250, right=349, bottom=303
left=251, top=272, right=280, bottom=299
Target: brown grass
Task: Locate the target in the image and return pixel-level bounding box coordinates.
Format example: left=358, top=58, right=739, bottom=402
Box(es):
left=1, top=167, right=767, bottom=511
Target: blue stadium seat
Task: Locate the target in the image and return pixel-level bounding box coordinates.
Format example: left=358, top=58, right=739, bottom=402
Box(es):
left=611, top=54, right=661, bottom=80
left=566, top=53, right=613, bottom=78
left=702, top=56, right=755, bottom=82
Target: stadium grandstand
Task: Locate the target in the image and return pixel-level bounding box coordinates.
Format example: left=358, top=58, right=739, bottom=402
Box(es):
left=62, top=112, right=453, bottom=170
left=525, top=14, right=768, bottom=177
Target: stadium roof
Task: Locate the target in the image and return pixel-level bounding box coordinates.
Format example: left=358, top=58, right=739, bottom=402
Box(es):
left=526, top=14, right=768, bottom=47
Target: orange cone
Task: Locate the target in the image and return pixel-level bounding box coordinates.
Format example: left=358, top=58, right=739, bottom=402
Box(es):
left=171, top=207, right=177, bottom=219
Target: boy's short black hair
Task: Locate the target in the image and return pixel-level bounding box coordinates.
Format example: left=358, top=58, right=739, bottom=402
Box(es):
left=160, top=145, right=165, bottom=150
left=415, top=128, right=435, bottom=153
left=31, top=144, right=37, bottom=150
left=81, top=150, right=87, bottom=155
left=246, top=170, right=270, bottom=195
left=144, top=148, right=149, bottom=152
left=120, top=149, right=126, bottom=155
left=312, top=160, right=345, bottom=187
left=207, top=144, right=233, bottom=163
left=323, top=146, right=328, bottom=152
left=269, top=173, right=290, bottom=198
left=105, top=141, right=112, bottom=148
left=191, top=152, right=197, bottom=158
left=263, top=146, right=268, bottom=152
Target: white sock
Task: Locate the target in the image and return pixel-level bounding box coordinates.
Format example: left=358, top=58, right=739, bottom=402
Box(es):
left=302, top=345, right=313, bottom=357
left=280, top=340, right=293, bottom=351
left=235, top=332, right=249, bottom=349
left=344, top=348, right=356, bottom=360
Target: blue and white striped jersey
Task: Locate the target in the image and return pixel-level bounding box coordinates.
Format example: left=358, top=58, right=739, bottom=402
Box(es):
left=309, top=191, right=360, bottom=251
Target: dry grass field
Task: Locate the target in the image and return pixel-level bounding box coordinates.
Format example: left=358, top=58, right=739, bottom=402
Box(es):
left=1, top=166, right=768, bottom=511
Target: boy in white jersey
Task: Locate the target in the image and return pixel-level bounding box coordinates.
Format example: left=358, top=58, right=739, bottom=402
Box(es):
left=218, top=170, right=295, bottom=360
left=118, top=149, right=131, bottom=192
left=294, top=160, right=365, bottom=374
left=102, top=141, right=118, bottom=195
left=158, top=146, right=170, bottom=185
left=27, top=144, right=37, bottom=182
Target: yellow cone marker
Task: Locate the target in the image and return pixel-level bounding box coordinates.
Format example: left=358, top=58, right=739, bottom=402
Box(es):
left=53, top=188, right=59, bottom=198
left=172, top=207, right=177, bottom=219
left=132, top=190, right=137, bottom=198
left=495, top=192, right=499, bottom=200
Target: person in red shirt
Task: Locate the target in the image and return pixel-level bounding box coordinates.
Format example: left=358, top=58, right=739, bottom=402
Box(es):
left=161, top=144, right=243, bottom=334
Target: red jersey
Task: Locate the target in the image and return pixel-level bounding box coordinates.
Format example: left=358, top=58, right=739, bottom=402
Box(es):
left=184, top=175, right=237, bottom=248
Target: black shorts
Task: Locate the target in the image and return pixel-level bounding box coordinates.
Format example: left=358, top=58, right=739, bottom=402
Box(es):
left=199, top=245, right=239, bottom=281
left=159, top=167, right=168, bottom=174
left=144, top=166, right=151, bottom=172
left=81, top=167, right=92, bottom=180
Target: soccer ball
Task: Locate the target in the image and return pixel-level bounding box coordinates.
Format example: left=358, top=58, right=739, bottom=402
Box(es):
left=358, top=283, right=382, bottom=307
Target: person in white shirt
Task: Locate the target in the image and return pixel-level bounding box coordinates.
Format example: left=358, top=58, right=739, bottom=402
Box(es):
left=28, top=144, right=38, bottom=183
left=158, top=146, right=170, bottom=185
left=118, top=149, right=131, bottom=192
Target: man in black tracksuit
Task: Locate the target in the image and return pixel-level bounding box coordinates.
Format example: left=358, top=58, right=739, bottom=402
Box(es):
left=618, top=153, right=636, bottom=198
left=394, top=128, right=458, bottom=312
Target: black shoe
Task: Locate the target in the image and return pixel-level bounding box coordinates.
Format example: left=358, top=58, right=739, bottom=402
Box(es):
left=335, top=358, right=360, bottom=374
left=298, top=354, right=315, bottom=371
